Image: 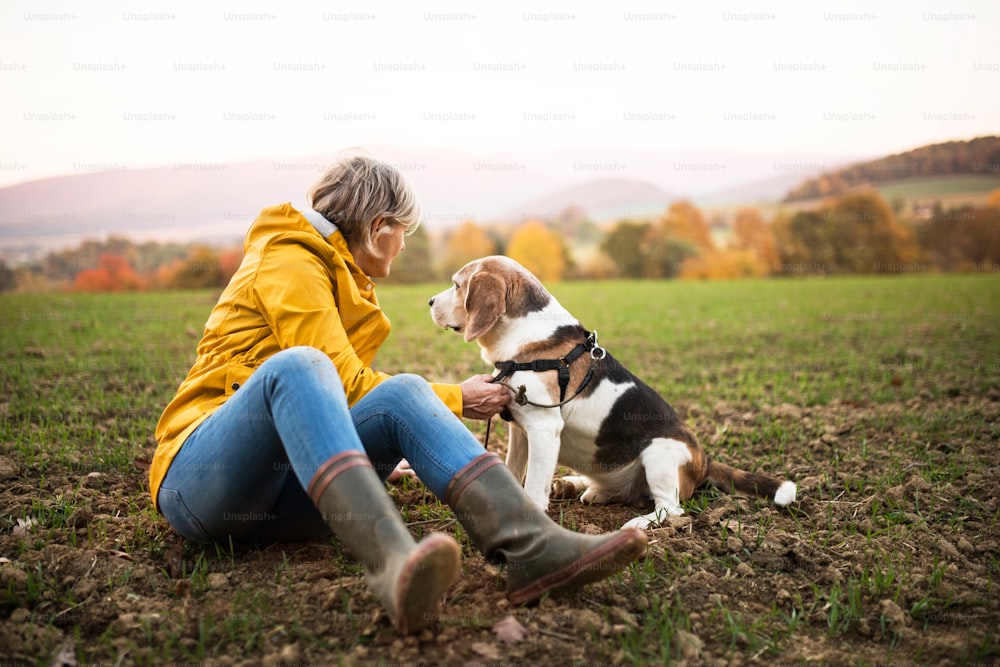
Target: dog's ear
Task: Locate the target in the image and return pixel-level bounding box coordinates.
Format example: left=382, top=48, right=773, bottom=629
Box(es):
left=464, top=271, right=506, bottom=341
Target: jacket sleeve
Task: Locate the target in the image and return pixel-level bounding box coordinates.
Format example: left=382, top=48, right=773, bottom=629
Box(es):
left=251, top=240, right=391, bottom=406
left=430, top=382, right=463, bottom=417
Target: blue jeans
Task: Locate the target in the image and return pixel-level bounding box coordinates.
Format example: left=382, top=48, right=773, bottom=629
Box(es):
left=157, top=346, right=486, bottom=544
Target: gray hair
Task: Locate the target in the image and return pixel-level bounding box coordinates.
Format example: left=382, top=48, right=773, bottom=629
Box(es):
left=307, top=153, right=421, bottom=254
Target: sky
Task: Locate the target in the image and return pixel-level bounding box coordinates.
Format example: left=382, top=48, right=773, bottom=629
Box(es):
left=1, top=0, right=997, bottom=188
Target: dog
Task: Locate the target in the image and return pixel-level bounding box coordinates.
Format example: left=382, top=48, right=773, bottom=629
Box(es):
left=429, top=255, right=797, bottom=529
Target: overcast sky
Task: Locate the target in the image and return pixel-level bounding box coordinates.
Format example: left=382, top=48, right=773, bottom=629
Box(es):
left=1, top=0, right=997, bottom=187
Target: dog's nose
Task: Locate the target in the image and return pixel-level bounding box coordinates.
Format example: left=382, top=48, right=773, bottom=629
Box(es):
left=428, top=297, right=435, bottom=306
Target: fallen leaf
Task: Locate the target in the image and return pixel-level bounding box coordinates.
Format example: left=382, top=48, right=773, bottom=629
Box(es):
left=13, top=516, right=38, bottom=536
left=172, top=579, right=192, bottom=598
left=471, top=642, right=501, bottom=660
left=493, top=614, right=528, bottom=644
left=49, top=638, right=77, bottom=667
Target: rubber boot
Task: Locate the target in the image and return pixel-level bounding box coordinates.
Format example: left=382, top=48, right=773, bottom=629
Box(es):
left=309, top=451, right=461, bottom=633
left=444, top=453, right=647, bottom=605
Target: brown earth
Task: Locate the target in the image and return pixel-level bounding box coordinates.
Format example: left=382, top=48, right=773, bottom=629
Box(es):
left=1, top=394, right=998, bottom=666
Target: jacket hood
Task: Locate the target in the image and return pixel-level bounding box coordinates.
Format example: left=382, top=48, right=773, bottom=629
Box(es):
left=244, top=202, right=356, bottom=264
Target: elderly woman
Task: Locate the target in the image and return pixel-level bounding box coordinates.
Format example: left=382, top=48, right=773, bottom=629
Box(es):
left=150, top=153, right=646, bottom=634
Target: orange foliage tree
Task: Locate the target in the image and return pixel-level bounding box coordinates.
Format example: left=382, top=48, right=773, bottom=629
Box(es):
left=506, top=220, right=567, bottom=282
left=657, top=201, right=715, bottom=253
left=72, top=253, right=142, bottom=292
left=679, top=250, right=769, bottom=280
left=442, top=221, right=498, bottom=276
left=729, top=207, right=780, bottom=272
left=218, top=248, right=244, bottom=284
left=987, top=188, right=1000, bottom=209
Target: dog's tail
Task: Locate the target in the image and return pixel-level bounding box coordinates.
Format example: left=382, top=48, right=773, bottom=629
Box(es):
left=705, top=458, right=797, bottom=506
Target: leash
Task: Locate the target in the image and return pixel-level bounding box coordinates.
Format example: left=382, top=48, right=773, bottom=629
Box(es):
left=491, top=357, right=601, bottom=409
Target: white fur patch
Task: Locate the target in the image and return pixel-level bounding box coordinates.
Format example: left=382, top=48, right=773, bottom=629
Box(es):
left=774, top=480, right=797, bottom=506
left=622, top=438, right=692, bottom=530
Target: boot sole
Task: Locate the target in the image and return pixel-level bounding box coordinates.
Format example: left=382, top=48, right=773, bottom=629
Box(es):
left=393, top=533, right=462, bottom=634
left=508, top=528, right=648, bottom=605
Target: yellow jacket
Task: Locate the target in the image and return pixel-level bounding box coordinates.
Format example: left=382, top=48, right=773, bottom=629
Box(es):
left=150, top=203, right=462, bottom=509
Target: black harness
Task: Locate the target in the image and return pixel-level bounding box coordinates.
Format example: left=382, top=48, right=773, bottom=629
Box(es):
left=491, top=331, right=606, bottom=405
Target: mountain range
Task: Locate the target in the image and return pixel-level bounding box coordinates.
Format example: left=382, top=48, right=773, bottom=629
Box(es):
left=0, top=145, right=860, bottom=263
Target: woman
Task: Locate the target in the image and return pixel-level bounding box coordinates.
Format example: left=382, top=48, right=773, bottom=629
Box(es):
left=151, top=153, right=647, bottom=634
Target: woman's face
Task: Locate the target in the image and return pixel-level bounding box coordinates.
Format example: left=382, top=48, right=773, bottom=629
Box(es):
left=352, top=217, right=406, bottom=279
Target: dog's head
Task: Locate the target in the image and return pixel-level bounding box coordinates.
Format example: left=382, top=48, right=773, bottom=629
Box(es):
left=429, top=256, right=551, bottom=342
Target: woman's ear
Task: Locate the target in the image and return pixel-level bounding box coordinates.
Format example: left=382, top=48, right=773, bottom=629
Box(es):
left=371, top=215, right=391, bottom=236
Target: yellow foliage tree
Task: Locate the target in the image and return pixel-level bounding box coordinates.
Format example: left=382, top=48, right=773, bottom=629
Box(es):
left=506, top=220, right=566, bottom=282
left=987, top=188, right=1000, bottom=209
left=729, top=207, right=779, bottom=273
left=679, top=249, right=769, bottom=280
left=443, top=221, right=497, bottom=275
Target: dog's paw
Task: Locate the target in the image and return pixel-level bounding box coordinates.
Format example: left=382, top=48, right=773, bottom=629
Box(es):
left=622, top=515, right=654, bottom=530
left=623, top=507, right=685, bottom=530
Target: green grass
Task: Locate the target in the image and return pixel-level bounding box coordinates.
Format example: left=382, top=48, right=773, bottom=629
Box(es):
left=1, top=275, right=998, bottom=665
left=874, top=174, right=1000, bottom=200
left=377, top=274, right=998, bottom=406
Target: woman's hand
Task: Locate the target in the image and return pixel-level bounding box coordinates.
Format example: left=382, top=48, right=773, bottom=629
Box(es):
left=387, top=459, right=416, bottom=482
left=460, top=374, right=511, bottom=420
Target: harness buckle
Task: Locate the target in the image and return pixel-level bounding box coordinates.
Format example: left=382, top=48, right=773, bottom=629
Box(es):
left=588, top=329, right=606, bottom=360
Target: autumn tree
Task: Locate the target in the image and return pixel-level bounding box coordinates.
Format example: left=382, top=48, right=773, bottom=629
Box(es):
left=772, top=210, right=835, bottom=274
left=679, top=249, right=768, bottom=280
left=729, top=207, right=779, bottom=272
left=600, top=221, right=650, bottom=278
left=170, top=246, right=223, bottom=289
left=73, top=253, right=142, bottom=292
left=657, top=201, right=715, bottom=253
left=506, top=220, right=566, bottom=282
left=826, top=192, right=915, bottom=272
left=0, top=259, right=15, bottom=292
left=218, top=248, right=244, bottom=284
left=773, top=192, right=916, bottom=274
left=442, top=221, right=497, bottom=276
left=987, top=188, right=1000, bottom=209
left=917, top=206, right=1000, bottom=271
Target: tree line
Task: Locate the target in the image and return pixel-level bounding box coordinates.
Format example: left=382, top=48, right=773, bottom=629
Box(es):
left=784, top=135, right=1000, bottom=201
left=2, top=188, right=998, bottom=293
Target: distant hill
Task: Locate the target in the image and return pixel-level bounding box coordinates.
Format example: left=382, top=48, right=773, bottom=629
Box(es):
left=506, top=178, right=675, bottom=222
left=783, top=136, right=1000, bottom=202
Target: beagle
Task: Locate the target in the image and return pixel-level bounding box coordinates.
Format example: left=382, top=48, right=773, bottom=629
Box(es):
left=429, top=256, right=797, bottom=529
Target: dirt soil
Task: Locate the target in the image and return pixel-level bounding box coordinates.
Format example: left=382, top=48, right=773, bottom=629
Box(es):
left=1, top=394, right=998, bottom=666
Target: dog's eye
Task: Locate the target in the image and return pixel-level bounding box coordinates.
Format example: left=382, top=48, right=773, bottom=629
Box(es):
left=453, top=282, right=460, bottom=290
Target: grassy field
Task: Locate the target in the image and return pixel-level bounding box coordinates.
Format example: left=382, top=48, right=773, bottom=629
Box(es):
left=874, top=175, right=1000, bottom=200
left=1, top=275, right=998, bottom=665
